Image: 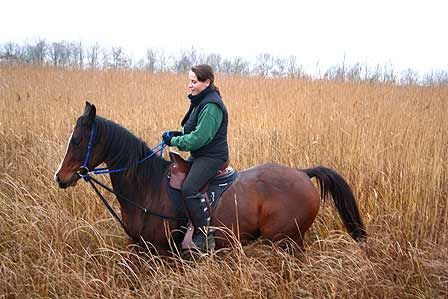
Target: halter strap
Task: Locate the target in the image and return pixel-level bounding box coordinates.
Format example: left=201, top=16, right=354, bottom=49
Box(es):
left=82, top=122, right=96, bottom=169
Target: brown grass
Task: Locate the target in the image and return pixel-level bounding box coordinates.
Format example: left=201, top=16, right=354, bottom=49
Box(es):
left=1, top=65, right=447, bottom=298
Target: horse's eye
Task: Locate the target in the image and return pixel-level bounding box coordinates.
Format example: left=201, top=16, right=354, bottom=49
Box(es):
left=70, top=137, right=81, bottom=146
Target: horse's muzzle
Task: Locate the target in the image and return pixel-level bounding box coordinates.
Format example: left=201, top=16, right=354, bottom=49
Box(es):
left=55, top=173, right=79, bottom=189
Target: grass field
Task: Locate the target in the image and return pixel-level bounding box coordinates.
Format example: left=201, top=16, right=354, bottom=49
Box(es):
left=1, top=65, right=447, bottom=298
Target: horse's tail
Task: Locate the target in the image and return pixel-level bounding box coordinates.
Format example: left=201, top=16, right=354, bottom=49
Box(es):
left=302, top=166, right=367, bottom=242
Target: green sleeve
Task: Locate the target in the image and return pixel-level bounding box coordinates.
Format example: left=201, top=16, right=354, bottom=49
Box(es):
left=171, top=103, right=223, bottom=152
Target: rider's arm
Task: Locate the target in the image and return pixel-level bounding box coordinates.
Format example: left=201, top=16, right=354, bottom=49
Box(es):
left=171, top=103, right=223, bottom=151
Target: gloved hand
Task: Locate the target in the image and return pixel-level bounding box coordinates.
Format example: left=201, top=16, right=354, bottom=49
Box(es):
left=162, top=131, right=173, bottom=146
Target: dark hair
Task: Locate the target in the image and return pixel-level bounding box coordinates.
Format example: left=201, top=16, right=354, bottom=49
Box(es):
left=191, top=64, right=221, bottom=96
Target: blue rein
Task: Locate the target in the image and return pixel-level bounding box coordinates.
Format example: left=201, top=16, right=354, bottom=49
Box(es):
left=80, top=122, right=167, bottom=177
left=92, top=143, right=166, bottom=175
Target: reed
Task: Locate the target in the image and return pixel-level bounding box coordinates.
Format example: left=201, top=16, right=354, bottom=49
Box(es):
left=1, top=65, right=447, bottom=298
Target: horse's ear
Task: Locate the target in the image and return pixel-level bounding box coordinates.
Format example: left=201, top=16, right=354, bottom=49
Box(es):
left=82, top=101, right=96, bottom=127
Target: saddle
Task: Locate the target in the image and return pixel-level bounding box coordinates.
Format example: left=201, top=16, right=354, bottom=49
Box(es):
left=168, top=152, right=233, bottom=193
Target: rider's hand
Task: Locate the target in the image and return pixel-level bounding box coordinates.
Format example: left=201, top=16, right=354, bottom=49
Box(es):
left=162, top=132, right=173, bottom=146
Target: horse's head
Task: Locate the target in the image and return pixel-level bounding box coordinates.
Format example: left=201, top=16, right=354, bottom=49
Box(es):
left=54, top=102, right=101, bottom=188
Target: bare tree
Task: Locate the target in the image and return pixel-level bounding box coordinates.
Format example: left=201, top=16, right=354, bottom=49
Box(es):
left=286, top=55, right=303, bottom=78
left=145, top=49, right=157, bottom=72
left=435, top=71, right=448, bottom=85
left=382, top=64, right=397, bottom=84
left=220, top=56, right=249, bottom=75
left=255, top=53, right=274, bottom=77
left=0, top=42, right=23, bottom=64
left=347, top=63, right=362, bottom=81
left=86, top=43, right=101, bottom=69
left=272, top=56, right=288, bottom=77
left=423, top=70, right=448, bottom=86
left=221, top=58, right=232, bottom=73
left=49, top=41, right=69, bottom=67
left=174, top=47, right=203, bottom=72
left=1, top=42, right=17, bottom=58
left=157, top=49, right=168, bottom=72
left=70, top=41, right=84, bottom=68
left=232, top=57, right=250, bottom=75
left=25, top=39, right=47, bottom=65
left=205, top=53, right=222, bottom=72
left=400, top=68, right=418, bottom=85
left=110, top=46, right=130, bottom=69
left=174, top=55, right=191, bottom=72
left=366, top=64, right=382, bottom=83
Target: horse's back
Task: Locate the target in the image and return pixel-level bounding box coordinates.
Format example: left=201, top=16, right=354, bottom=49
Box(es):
left=213, top=163, right=321, bottom=246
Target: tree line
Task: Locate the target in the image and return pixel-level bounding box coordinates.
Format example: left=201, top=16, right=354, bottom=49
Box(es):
left=1, top=39, right=447, bottom=86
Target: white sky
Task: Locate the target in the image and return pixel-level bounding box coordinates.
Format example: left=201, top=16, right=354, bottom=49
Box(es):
left=1, top=0, right=447, bottom=74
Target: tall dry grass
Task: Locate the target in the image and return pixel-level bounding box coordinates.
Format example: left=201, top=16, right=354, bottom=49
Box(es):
left=0, top=65, right=447, bottom=298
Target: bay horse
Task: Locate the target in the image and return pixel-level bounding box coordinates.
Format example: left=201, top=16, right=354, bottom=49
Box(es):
left=55, top=102, right=366, bottom=255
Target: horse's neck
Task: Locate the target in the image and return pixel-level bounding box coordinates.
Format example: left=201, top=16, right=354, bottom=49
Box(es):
left=104, top=161, right=148, bottom=202
left=97, top=120, right=176, bottom=246
left=103, top=156, right=168, bottom=211
left=106, top=169, right=135, bottom=197
left=100, top=123, right=158, bottom=201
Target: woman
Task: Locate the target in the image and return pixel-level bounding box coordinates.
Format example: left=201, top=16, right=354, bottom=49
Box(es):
left=162, top=64, right=229, bottom=251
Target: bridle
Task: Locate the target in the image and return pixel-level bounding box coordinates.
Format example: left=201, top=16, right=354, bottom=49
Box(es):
left=76, top=122, right=187, bottom=241
left=78, top=122, right=96, bottom=177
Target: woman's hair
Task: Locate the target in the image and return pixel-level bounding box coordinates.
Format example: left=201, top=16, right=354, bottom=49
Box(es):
left=191, top=64, right=221, bottom=96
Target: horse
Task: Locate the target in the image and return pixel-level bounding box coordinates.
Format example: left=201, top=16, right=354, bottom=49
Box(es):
left=54, top=102, right=366, bottom=255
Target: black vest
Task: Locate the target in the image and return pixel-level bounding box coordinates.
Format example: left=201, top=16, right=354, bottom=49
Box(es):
left=181, top=87, right=229, bottom=161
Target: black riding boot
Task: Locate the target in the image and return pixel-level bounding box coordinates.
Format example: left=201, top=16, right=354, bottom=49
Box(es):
left=185, top=193, right=215, bottom=251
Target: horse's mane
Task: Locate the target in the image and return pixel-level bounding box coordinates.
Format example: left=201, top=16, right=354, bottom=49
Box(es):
left=96, top=116, right=171, bottom=190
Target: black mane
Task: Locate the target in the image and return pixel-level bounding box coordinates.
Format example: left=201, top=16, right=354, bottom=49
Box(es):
left=95, top=116, right=171, bottom=190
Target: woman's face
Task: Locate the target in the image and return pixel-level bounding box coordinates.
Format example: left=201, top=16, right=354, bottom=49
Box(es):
left=188, top=71, right=210, bottom=96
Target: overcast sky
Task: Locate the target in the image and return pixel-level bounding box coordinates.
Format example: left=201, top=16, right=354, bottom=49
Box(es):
left=1, top=0, right=447, bottom=74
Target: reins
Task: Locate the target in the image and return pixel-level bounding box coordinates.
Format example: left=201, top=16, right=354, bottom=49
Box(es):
left=80, top=123, right=168, bottom=175
left=78, top=124, right=187, bottom=238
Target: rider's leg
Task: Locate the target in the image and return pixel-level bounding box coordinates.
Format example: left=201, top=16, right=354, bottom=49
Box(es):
left=182, top=156, right=224, bottom=250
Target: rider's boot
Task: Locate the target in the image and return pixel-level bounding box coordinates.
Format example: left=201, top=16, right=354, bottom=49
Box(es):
left=184, top=193, right=215, bottom=251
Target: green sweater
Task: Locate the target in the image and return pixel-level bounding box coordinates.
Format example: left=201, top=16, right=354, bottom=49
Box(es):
left=171, top=103, right=223, bottom=152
